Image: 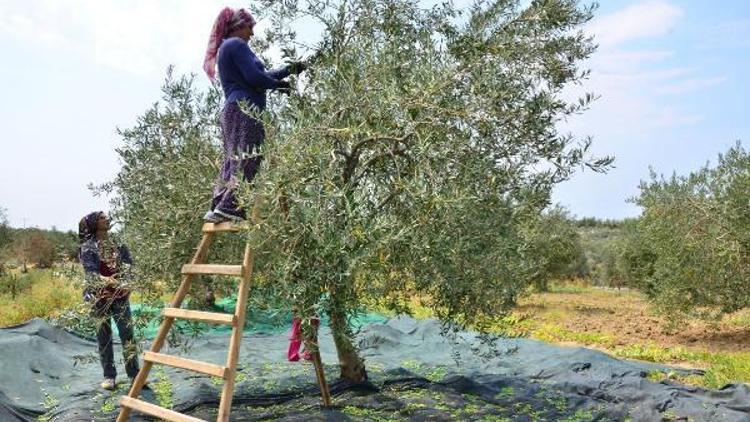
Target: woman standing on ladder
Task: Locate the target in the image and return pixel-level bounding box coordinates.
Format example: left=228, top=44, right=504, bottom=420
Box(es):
left=202, top=7, right=306, bottom=223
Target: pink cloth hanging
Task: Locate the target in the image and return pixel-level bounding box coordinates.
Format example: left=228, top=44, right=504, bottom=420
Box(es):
left=287, top=317, right=320, bottom=362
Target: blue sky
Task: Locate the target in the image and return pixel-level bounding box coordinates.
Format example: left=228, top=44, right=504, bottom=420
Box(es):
left=0, top=1, right=748, bottom=230
left=554, top=0, right=750, bottom=219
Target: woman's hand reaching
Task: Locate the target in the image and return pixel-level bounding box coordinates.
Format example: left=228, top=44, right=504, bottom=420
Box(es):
left=277, top=79, right=293, bottom=94
left=287, top=61, right=307, bottom=75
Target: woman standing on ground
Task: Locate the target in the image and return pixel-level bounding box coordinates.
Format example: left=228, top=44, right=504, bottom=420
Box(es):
left=78, top=212, right=143, bottom=390
left=202, top=7, right=306, bottom=223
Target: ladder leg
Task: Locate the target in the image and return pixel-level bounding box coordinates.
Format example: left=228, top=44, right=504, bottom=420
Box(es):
left=117, top=233, right=214, bottom=422
left=305, top=318, right=331, bottom=407
left=217, top=242, right=254, bottom=422
left=311, top=349, right=332, bottom=407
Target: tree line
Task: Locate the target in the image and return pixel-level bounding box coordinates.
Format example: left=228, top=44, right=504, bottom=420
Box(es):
left=0, top=209, right=78, bottom=297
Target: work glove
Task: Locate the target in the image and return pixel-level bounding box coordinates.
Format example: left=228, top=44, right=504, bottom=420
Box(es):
left=287, top=61, right=307, bottom=75
left=276, top=79, right=292, bottom=94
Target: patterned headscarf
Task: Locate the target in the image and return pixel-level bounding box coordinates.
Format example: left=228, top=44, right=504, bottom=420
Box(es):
left=203, top=7, right=257, bottom=81
left=78, top=211, right=103, bottom=243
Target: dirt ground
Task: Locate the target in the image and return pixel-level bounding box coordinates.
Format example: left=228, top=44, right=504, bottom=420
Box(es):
left=516, top=286, right=750, bottom=354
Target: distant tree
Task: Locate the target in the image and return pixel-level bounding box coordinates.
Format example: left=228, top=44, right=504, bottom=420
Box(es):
left=45, top=228, right=80, bottom=261
left=0, top=208, right=10, bottom=275
left=575, top=216, right=624, bottom=229
left=11, top=231, right=57, bottom=271
left=525, top=206, right=587, bottom=291
left=604, top=219, right=655, bottom=291
left=0, top=207, right=11, bottom=250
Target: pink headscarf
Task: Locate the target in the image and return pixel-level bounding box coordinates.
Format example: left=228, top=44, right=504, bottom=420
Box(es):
left=203, top=7, right=257, bottom=80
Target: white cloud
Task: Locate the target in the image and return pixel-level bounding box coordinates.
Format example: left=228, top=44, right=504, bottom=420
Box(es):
left=587, top=0, right=684, bottom=48
left=594, top=50, right=674, bottom=72
left=569, top=1, right=724, bottom=133
left=1, top=8, right=75, bottom=51
left=0, top=0, right=275, bottom=77
left=657, top=77, right=727, bottom=95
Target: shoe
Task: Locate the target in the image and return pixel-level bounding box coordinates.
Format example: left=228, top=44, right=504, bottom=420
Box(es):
left=203, top=210, right=224, bottom=223
left=101, top=377, right=116, bottom=390
left=214, top=209, right=246, bottom=222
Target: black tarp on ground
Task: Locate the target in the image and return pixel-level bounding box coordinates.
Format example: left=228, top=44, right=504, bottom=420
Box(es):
left=1, top=317, right=749, bottom=421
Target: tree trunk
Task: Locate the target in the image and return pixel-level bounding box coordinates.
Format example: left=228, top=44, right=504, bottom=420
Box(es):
left=535, top=278, right=548, bottom=292
left=328, top=183, right=367, bottom=382
left=329, top=308, right=367, bottom=382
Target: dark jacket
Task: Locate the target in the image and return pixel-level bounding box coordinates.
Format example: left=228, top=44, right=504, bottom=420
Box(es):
left=79, top=239, right=133, bottom=302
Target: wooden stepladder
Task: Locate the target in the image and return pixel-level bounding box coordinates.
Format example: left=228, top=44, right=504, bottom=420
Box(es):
left=117, top=219, right=331, bottom=422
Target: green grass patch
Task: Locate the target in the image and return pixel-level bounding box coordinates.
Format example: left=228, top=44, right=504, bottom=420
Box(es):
left=342, top=405, right=402, bottom=421
left=0, top=269, right=81, bottom=327
left=612, top=343, right=750, bottom=389
left=548, top=285, right=592, bottom=294
left=728, top=310, right=750, bottom=329
left=532, top=324, right=617, bottom=348
left=36, top=388, right=59, bottom=422
left=494, top=386, right=516, bottom=400
left=559, top=409, right=595, bottom=422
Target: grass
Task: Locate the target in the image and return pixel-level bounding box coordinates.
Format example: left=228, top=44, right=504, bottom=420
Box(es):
left=727, top=309, right=750, bottom=329
left=613, top=343, right=750, bottom=389
left=0, top=269, right=81, bottom=327
left=533, top=324, right=617, bottom=348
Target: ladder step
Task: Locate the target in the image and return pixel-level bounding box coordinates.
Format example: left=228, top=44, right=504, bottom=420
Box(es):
left=202, top=222, right=243, bottom=233
left=181, top=264, right=243, bottom=276
left=120, top=396, right=206, bottom=422
left=162, top=308, right=236, bottom=325
left=143, top=352, right=228, bottom=378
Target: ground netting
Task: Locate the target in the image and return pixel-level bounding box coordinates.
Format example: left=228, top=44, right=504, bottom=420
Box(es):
left=1, top=317, right=749, bottom=421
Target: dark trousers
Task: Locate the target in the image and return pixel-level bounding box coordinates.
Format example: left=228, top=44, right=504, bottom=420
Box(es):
left=92, top=297, right=140, bottom=379
left=211, top=102, right=265, bottom=218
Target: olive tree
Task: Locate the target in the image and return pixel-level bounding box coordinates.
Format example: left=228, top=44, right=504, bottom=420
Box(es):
left=0, top=207, right=10, bottom=274
left=633, top=142, right=750, bottom=321
left=603, top=219, right=655, bottom=291
left=523, top=206, right=587, bottom=291
left=101, top=0, right=610, bottom=382
left=244, top=0, right=610, bottom=381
